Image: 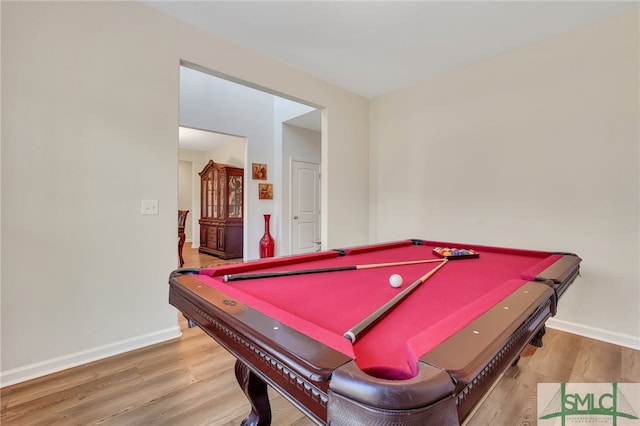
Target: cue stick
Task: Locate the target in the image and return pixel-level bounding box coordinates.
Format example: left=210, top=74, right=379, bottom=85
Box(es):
left=222, top=258, right=444, bottom=282
left=343, top=259, right=448, bottom=343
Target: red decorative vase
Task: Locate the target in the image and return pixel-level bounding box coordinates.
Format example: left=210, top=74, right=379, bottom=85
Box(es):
left=259, top=214, right=275, bottom=258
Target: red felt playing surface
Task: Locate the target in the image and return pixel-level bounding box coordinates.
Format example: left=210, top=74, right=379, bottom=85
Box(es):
left=195, top=241, right=559, bottom=380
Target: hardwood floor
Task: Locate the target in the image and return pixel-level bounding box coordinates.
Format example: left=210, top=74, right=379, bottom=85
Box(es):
left=2, top=244, right=638, bottom=425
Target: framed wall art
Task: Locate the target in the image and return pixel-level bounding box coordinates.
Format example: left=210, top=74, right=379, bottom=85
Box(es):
left=258, top=183, right=273, bottom=200
left=252, top=163, right=267, bottom=180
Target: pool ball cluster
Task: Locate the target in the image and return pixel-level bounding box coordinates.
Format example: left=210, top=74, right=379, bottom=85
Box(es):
left=433, top=247, right=480, bottom=259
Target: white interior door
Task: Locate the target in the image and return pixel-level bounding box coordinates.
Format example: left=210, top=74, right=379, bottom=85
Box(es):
left=291, top=160, right=320, bottom=254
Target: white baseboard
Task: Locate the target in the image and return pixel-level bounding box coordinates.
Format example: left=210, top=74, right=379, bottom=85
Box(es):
left=0, top=326, right=182, bottom=388
left=548, top=318, right=640, bottom=350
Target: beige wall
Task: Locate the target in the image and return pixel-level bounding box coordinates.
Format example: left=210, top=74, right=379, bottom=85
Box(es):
left=1, top=1, right=369, bottom=384
left=370, top=11, right=639, bottom=348
left=2, top=1, right=637, bottom=387
left=205, top=141, right=246, bottom=169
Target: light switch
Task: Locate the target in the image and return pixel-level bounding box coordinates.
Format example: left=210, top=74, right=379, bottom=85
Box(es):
left=141, top=200, right=159, bottom=215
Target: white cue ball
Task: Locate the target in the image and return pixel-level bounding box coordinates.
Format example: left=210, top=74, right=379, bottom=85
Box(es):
left=389, top=273, right=403, bottom=288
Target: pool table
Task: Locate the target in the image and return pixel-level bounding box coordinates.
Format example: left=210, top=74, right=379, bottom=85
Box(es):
left=168, top=239, right=581, bottom=425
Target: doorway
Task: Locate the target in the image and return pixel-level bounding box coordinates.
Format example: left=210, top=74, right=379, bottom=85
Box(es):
left=179, top=63, right=323, bottom=259
left=178, top=126, right=246, bottom=251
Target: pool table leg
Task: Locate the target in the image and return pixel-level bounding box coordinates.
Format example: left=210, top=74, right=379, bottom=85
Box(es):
left=235, top=360, right=272, bottom=426
left=530, top=325, right=546, bottom=347
left=511, top=326, right=548, bottom=367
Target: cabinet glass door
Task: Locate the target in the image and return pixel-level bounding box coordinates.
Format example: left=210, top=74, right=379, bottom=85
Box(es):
left=228, top=175, right=243, bottom=218
left=212, top=169, right=220, bottom=219
left=205, top=175, right=213, bottom=217
left=217, top=173, right=225, bottom=219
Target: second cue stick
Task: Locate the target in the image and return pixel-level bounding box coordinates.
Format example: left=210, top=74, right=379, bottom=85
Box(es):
left=343, top=259, right=449, bottom=343
left=222, top=258, right=443, bottom=282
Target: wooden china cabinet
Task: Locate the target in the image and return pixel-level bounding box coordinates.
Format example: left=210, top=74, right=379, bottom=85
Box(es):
left=198, top=160, right=244, bottom=259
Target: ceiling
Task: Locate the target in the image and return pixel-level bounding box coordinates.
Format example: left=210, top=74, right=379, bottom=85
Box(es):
left=179, top=126, right=245, bottom=151
left=179, top=108, right=322, bottom=152
left=143, top=1, right=637, bottom=99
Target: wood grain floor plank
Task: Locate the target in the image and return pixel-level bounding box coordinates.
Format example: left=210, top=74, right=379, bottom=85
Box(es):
left=2, top=368, right=142, bottom=425
left=569, top=336, right=623, bottom=382
left=521, top=327, right=582, bottom=383
left=622, top=346, right=640, bottom=382
left=97, top=369, right=240, bottom=426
